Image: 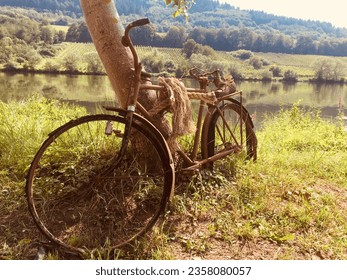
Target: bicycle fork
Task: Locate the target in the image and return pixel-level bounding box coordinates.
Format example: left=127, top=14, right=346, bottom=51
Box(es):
left=103, top=111, right=133, bottom=174
left=104, top=65, right=142, bottom=168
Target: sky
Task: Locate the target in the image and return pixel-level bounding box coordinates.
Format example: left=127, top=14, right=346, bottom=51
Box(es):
left=221, top=0, right=347, bottom=28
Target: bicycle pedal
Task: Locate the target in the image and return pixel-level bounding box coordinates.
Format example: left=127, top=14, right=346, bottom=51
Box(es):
left=178, top=168, right=200, bottom=176
left=232, top=145, right=242, bottom=153
left=113, top=129, right=124, bottom=137
left=224, top=143, right=242, bottom=153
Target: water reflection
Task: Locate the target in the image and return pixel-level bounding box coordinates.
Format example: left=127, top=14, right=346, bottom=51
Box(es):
left=0, top=73, right=346, bottom=127
left=0, top=72, right=117, bottom=113
left=237, top=81, right=347, bottom=128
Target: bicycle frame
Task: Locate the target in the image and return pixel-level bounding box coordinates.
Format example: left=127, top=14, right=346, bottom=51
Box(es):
left=117, top=18, right=252, bottom=173
left=178, top=91, right=245, bottom=172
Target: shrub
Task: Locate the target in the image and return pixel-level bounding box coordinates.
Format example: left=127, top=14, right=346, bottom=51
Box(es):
left=249, top=56, right=263, bottom=69
left=228, top=65, right=243, bottom=80
left=182, top=39, right=216, bottom=58
left=43, top=60, right=60, bottom=72
left=194, top=44, right=215, bottom=57
left=261, top=58, right=270, bottom=66
left=84, top=52, right=104, bottom=74
left=63, top=53, right=79, bottom=73
left=270, top=65, right=282, bottom=77
left=19, top=47, right=42, bottom=70
left=261, top=70, right=273, bottom=81
left=313, top=58, right=343, bottom=81
left=189, top=53, right=209, bottom=70
left=283, top=70, right=298, bottom=82
left=233, top=50, right=253, bottom=60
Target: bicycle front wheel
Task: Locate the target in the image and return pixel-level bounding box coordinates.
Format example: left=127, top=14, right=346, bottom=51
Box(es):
left=26, top=114, right=173, bottom=254
left=202, top=100, right=257, bottom=165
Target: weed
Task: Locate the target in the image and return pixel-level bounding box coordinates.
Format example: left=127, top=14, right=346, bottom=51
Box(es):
left=1, top=98, right=347, bottom=259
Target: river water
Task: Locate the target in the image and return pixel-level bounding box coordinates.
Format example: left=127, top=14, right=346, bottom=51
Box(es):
left=1, top=72, right=346, bottom=128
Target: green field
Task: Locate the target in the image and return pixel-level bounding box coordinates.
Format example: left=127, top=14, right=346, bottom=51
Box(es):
left=40, top=43, right=346, bottom=80
left=2, top=41, right=346, bottom=81
left=260, top=52, right=347, bottom=78
left=51, top=25, right=70, bottom=33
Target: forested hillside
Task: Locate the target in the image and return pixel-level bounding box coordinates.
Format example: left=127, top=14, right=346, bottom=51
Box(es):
left=1, top=0, right=347, bottom=56
left=0, top=0, right=81, bottom=16
left=1, top=0, right=346, bottom=36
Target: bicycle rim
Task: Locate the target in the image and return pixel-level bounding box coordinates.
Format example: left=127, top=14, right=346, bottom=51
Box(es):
left=26, top=114, right=171, bottom=254
left=203, top=102, right=257, bottom=162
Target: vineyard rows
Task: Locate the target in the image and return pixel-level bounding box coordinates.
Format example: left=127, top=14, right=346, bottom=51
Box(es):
left=55, top=43, right=186, bottom=64
left=135, top=45, right=185, bottom=66
left=56, top=43, right=97, bottom=59
left=51, top=43, right=332, bottom=79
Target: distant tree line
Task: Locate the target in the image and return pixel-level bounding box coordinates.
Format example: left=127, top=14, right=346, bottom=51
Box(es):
left=0, top=0, right=151, bottom=18
left=0, top=0, right=81, bottom=17
left=1, top=0, right=347, bottom=57
left=124, top=24, right=347, bottom=56
left=185, top=26, right=347, bottom=56
left=40, top=18, right=347, bottom=57
left=2, top=0, right=346, bottom=36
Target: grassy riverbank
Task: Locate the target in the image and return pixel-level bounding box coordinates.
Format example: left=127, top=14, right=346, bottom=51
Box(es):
left=0, top=96, right=346, bottom=259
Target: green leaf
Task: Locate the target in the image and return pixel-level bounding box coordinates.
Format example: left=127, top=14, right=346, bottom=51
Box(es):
left=173, top=10, right=181, bottom=18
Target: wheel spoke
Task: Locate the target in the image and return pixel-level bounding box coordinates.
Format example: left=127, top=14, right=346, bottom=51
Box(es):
left=203, top=101, right=257, bottom=164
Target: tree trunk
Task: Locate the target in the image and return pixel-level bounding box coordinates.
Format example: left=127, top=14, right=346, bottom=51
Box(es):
left=80, top=0, right=153, bottom=109
left=80, top=0, right=172, bottom=156
left=81, top=0, right=172, bottom=110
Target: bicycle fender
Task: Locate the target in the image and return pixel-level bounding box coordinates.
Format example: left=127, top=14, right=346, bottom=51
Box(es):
left=104, top=107, right=176, bottom=201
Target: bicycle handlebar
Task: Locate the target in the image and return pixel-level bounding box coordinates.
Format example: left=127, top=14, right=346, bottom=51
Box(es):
left=132, top=18, right=150, bottom=28
left=189, top=67, right=225, bottom=90
left=122, top=18, right=150, bottom=70
left=189, top=67, right=219, bottom=79
left=123, top=18, right=150, bottom=45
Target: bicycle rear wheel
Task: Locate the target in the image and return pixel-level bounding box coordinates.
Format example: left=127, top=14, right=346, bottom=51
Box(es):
left=202, top=100, right=257, bottom=165
left=26, top=114, right=173, bottom=254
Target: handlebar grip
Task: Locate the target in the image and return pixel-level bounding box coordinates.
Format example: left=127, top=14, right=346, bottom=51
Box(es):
left=131, top=18, right=150, bottom=28
left=123, top=18, right=150, bottom=47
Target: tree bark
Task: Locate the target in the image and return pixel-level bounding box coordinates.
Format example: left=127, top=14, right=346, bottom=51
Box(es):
left=80, top=0, right=164, bottom=109
left=80, top=0, right=173, bottom=158
left=80, top=0, right=135, bottom=109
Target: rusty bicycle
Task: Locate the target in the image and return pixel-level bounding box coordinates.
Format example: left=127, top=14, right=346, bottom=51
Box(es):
left=25, top=18, right=257, bottom=255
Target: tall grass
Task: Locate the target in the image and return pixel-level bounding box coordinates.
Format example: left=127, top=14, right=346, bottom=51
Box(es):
left=0, top=96, right=86, bottom=179
left=0, top=97, right=88, bottom=259
left=1, top=96, right=347, bottom=259
left=258, top=103, right=347, bottom=185
left=165, top=102, right=347, bottom=259
left=232, top=105, right=347, bottom=255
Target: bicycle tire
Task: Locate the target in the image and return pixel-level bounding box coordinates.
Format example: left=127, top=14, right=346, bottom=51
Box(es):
left=201, top=100, right=257, bottom=166
left=26, top=113, right=174, bottom=255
